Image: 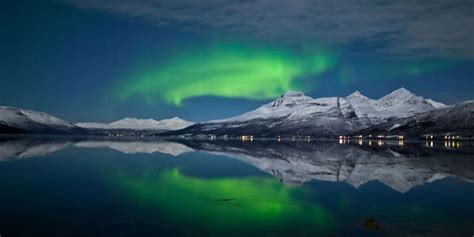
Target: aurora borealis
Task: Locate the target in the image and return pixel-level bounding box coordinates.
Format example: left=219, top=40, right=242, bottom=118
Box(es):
left=1, top=0, right=473, bottom=122
left=118, top=43, right=337, bottom=105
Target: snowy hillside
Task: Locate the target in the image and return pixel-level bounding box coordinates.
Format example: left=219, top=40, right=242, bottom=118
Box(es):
left=361, top=100, right=474, bottom=138
left=0, top=106, right=76, bottom=134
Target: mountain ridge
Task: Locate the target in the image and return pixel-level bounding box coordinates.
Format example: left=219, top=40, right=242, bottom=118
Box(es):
left=167, top=88, right=452, bottom=138
left=1, top=88, right=471, bottom=138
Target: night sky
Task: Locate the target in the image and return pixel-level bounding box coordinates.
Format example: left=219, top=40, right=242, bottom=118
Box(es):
left=1, top=0, right=473, bottom=122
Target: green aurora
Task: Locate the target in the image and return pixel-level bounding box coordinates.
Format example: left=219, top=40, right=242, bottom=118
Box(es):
left=117, top=43, right=338, bottom=105
left=113, top=168, right=334, bottom=231
left=115, top=42, right=461, bottom=107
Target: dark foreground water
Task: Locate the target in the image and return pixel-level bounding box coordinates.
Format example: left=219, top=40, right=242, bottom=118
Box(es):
left=0, top=136, right=473, bottom=237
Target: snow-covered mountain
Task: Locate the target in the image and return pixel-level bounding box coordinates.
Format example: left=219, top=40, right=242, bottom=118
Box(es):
left=213, top=91, right=357, bottom=122
left=362, top=100, right=474, bottom=138
left=76, top=117, right=194, bottom=131
left=346, top=88, right=446, bottom=125
left=0, top=106, right=79, bottom=134
left=172, top=91, right=363, bottom=137
left=168, top=88, right=446, bottom=137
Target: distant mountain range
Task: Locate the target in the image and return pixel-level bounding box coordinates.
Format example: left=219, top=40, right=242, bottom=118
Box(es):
left=0, top=106, right=193, bottom=135
left=1, top=88, right=473, bottom=139
left=76, top=117, right=194, bottom=130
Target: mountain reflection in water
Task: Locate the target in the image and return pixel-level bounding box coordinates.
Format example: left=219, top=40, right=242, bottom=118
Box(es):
left=1, top=136, right=473, bottom=193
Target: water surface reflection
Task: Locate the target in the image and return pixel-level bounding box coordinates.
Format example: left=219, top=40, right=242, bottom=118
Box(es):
left=0, top=136, right=473, bottom=236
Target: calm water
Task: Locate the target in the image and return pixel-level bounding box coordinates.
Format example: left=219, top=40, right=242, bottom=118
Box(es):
left=0, top=136, right=473, bottom=237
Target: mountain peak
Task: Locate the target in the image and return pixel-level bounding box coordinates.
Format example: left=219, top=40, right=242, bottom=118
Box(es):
left=161, top=116, right=193, bottom=124
left=379, top=87, right=415, bottom=102
left=271, top=91, right=313, bottom=108
left=347, top=90, right=369, bottom=99
left=111, top=117, right=157, bottom=124
left=387, top=87, right=413, bottom=97
left=282, top=91, right=306, bottom=98
left=167, top=116, right=186, bottom=121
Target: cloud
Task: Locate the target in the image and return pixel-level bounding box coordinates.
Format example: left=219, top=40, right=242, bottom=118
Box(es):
left=62, top=0, right=474, bottom=58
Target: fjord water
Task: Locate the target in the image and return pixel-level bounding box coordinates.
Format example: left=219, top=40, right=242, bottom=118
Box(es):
left=0, top=137, right=473, bottom=236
